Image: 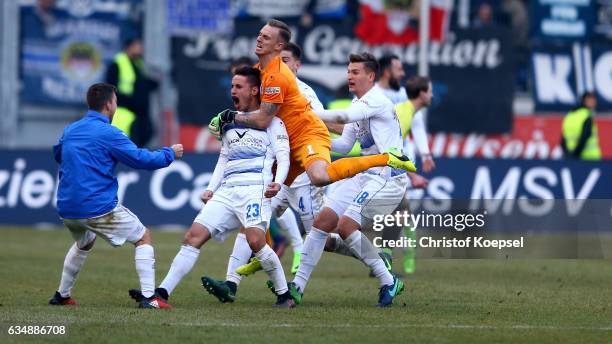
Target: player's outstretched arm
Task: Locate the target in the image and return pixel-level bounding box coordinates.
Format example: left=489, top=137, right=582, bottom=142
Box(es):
left=313, top=102, right=372, bottom=124
left=108, top=128, right=178, bottom=170
left=234, top=102, right=279, bottom=129
left=331, top=124, right=358, bottom=155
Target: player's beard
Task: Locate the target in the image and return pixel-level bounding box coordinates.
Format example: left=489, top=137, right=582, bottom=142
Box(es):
left=389, top=77, right=401, bottom=91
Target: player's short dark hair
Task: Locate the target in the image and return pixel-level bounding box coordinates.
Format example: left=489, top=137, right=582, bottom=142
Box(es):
left=405, top=76, right=431, bottom=100
left=229, top=56, right=254, bottom=73
left=378, top=54, right=400, bottom=72
left=282, top=42, right=302, bottom=60
left=86, top=83, right=116, bottom=112
left=233, top=66, right=261, bottom=88
left=349, top=52, right=379, bottom=77
left=267, top=19, right=291, bottom=44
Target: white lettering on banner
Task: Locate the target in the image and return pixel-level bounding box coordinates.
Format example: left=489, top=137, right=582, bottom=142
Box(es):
left=150, top=161, right=193, bottom=210
left=20, top=171, right=54, bottom=209
left=424, top=177, right=454, bottom=212
left=533, top=54, right=574, bottom=104
left=469, top=166, right=600, bottom=215
left=428, top=130, right=566, bottom=159
left=117, top=172, right=140, bottom=204
left=561, top=168, right=600, bottom=215
left=8, top=159, right=26, bottom=207
left=0, top=170, right=9, bottom=207
left=594, top=52, right=612, bottom=102
left=470, top=167, right=521, bottom=214
left=519, top=167, right=556, bottom=216
left=182, top=25, right=502, bottom=69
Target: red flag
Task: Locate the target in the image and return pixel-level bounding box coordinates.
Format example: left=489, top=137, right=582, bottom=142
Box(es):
left=355, top=0, right=451, bottom=45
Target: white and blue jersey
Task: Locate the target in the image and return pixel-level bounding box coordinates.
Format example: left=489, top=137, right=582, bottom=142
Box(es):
left=320, top=85, right=409, bottom=224
left=331, top=85, right=404, bottom=178
left=195, top=117, right=290, bottom=240
left=218, top=118, right=289, bottom=188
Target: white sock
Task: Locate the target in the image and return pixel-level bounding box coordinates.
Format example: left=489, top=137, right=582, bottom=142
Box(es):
left=135, top=244, right=156, bottom=298
left=293, top=227, right=328, bottom=293
left=329, top=233, right=358, bottom=258
left=344, top=231, right=393, bottom=286
left=276, top=211, right=303, bottom=253
left=58, top=243, right=90, bottom=297
left=255, top=245, right=288, bottom=294
left=159, top=245, right=200, bottom=295
left=226, top=233, right=252, bottom=285
left=301, top=216, right=314, bottom=235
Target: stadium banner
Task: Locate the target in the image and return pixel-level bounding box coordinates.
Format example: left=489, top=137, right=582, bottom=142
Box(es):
left=595, top=0, right=612, bottom=39
left=167, top=0, right=232, bottom=36
left=19, top=0, right=141, bottom=105
left=531, top=42, right=612, bottom=111
left=177, top=116, right=612, bottom=160
left=529, top=0, right=596, bottom=40
left=172, top=19, right=514, bottom=134
left=233, top=0, right=347, bottom=18
left=0, top=150, right=610, bottom=230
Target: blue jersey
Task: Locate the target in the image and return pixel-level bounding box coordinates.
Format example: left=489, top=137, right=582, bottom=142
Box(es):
left=54, top=111, right=175, bottom=219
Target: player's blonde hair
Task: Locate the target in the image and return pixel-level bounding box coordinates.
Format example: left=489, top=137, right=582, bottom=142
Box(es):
left=267, top=19, right=291, bottom=45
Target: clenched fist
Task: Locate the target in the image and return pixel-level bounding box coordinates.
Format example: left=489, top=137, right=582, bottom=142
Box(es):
left=171, top=144, right=184, bottom=159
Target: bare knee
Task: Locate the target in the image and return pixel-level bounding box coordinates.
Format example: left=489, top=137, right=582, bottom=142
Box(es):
left=134, top=228, right=152, bottom=247
left=337, top=216, right=360, bottom=240
left=245, top=228, right=266, bottom=252
left=313, top=208, right=338, bottom=233
left=182, top=223, right=210, bottom=249
left=306, top=161, right=331, bottom=187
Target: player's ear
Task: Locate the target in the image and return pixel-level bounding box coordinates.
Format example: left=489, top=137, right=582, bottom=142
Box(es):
left=251, top=85, right=259, bottom=97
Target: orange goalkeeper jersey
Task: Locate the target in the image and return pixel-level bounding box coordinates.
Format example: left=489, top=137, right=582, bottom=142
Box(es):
left=256, top=56, right=328, bottom=146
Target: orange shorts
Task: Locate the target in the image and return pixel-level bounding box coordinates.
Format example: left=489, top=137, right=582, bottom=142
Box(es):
left=285, top=132, right=331, bottom=186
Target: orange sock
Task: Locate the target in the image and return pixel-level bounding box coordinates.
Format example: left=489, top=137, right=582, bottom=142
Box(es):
left=265, top=228, right=273, bottom=246
left=326, top=154, right=388, bottom=182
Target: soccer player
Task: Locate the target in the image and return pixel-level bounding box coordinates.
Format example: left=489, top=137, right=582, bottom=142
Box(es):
left=49, top=83, right=183, bottom=309
left=378, top=54, right=435, bottom=173
left=236, top=42, right=326, bottom=277
left=393, top=76, right=435, bottom=273
left=131, top=67, right=296, bottom=308
left=285, top=53, right=409, bottom=307
left=208, top=19, right=416, bottom=190
left=377, top=55, right=436, bottom=274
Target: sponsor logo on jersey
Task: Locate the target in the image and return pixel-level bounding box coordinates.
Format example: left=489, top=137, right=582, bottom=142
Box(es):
left=236, top=130, right=247, bottom=139
left=264, top=87, right=281, bottom=95
left=277, top=134, right=288, bottom=141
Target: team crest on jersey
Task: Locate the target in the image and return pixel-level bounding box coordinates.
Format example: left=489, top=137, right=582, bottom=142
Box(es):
left=264, top=87, right=281, bottom=95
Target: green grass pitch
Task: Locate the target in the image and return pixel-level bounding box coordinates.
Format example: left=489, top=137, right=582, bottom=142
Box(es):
left=0, top=228, right=611, bottom=343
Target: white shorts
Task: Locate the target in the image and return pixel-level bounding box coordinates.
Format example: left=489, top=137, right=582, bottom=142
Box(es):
left=62, top=205, right=146, bottom=248
left=324, top=173, right=409, bottom=226
left=272, top=184, right=324, bottom=223
left=194, top=184, right=270, bottom=241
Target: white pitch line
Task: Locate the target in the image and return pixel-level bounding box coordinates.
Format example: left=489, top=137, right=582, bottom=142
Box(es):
left=7, top=318, right=611, bottom=332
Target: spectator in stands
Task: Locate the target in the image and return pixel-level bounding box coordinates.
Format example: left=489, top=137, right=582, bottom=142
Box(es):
left=473, top=2, right=496, bottom=28
left=229, top=56, right=254, bottom=74
left=106, top=38, right=159, bottom=148
left=561, top=92, right=602, bottom=160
